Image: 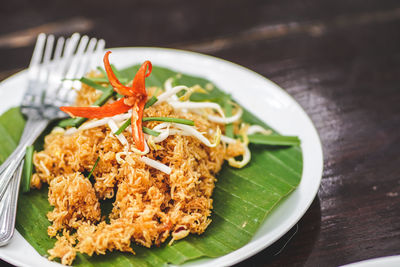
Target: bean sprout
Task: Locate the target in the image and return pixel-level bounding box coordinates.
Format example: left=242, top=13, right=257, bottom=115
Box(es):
left=208, top=106, right=242, bottom=124
left=169, top=101, right=225, bottom=118
left=228, top=145, right=251, bottom=168
left=107, top=119, right=128, bottom=146
left=155, top=85, right=189, bottom=105
left=247, top=125, right=272, bottom=135
left=140, top=156, right=171, bottom=174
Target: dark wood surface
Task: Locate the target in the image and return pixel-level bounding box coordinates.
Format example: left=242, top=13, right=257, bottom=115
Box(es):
left=1, top=1, right=399, bottom=266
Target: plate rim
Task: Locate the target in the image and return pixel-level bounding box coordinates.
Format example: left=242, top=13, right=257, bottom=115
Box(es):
left=341, top=255, right=400, bottom=267
left=0, top=46, right=323, bottom=267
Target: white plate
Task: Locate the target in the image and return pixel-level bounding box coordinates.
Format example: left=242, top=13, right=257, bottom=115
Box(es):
left=341, top=255, right=400, bottom=267
left=0, top=47, right=323, bottom=266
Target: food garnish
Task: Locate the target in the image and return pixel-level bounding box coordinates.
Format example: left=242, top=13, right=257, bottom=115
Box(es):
left=61, top=51, right=151, bottom=152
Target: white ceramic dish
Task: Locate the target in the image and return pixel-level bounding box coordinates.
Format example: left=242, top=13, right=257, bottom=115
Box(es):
left=0, top=47, right=323, bottom=266
left=341, top=255, right=400, bottom=267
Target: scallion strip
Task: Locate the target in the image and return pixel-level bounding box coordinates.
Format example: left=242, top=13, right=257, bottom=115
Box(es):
left=114, top=119, right=131, bottom=135
left=87, top=157, right=100, bottom=179
left=21, top=145, right=34, bottom=193
left=58, top=117, right=87, bottom=128
left=63, top=76, right=128, bottom=84
left=90, top=76, right=126, bottom=83
left=248, top=134, right=301, bottom=146
left=144, top=96, right=158, bottom=108
left=95, top=87, right=115, bottom=106
left=142, top=117, right=195, bottom=125
left=115, top=117, right=194, bottom=135
left=90, top=77, right=109, bottom=83
left=143, top=127, right=160, bottom=137
left=114, top=123, right=160, bottom=136
left=80, top=77, right=111, bottom=92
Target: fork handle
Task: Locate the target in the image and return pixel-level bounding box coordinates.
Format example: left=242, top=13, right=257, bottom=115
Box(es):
left=0, top=121, right=32, bottom=246
left=0, top=119, right=48, bottom=202
left=0, top=163, right=23, bottom=246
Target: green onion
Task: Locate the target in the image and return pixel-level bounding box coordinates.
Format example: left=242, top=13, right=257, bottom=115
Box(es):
left=143, top=127, right=160, bottom=137
left=87, top=157, right=100, bottom=179
left=144, top=96, right=158, bottom=108
left=63, top=77, right=106, bottom=83
left=114, top=123, right=161, bottom=136
left=89, top=77, right=109, bottom=83
left=58, top=117, right=86, bottom=128
left=59, top=87, right=115, bottom=128
left=95, top=87, right=115, bottom=106
left=142, top=117, right=195, bottom=125
left=115, top=117, right=194, bottom=135
left=63, top=76, right=128, bottom=84
left=93, top=76, right=128, bottom=83
left=80, top=77, right=111, bottom=92
left=114, top=119, right=131, bottom=135
left=248, top=134, right=301, bottom=146
left=21, top=146, right=34, bottom=193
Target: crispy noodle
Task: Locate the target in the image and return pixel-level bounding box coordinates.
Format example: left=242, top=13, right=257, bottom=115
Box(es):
left=31, top=81, right=233, bottom=265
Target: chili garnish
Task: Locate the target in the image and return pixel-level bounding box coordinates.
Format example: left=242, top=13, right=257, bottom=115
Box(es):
left=60, top=51, right=152, bottom=151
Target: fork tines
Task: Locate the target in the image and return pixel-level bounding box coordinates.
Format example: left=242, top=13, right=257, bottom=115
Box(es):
left=22, top=33, right=105, bottom=115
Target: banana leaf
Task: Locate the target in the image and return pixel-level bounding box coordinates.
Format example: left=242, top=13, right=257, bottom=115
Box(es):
left=0, top=65, right=302, bottom=266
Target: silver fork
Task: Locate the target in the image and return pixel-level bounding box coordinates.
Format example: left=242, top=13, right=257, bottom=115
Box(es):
left=0, top=123, right=30, bottom=246
left=0, top=33, right=105, bottom=245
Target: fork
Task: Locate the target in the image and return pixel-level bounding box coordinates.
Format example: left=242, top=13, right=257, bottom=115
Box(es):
left=0, top=123, right=30, bottom=246
left=0, top=33, right=105, bottom=245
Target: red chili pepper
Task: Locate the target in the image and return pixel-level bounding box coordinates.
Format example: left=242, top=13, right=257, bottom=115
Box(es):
left=103, top=51, right=133, bottom=96
left=131, top=60, right=152, bottom=95
left=60, top=51, right=152, bottom=152
left=132, top=97, right=147, bottom=151
left=60, top=98, right=131, bottom=119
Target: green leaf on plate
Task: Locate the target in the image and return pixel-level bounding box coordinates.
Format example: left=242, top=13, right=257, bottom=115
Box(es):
left=0, top=107, right=25, bottom=163
left=0, top=65, right=302, bottom=266
left=21, top=145, right=35, bottom=193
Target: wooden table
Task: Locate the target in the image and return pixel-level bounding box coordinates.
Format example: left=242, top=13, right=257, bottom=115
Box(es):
left=1, top=0, right=399, bottom=266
